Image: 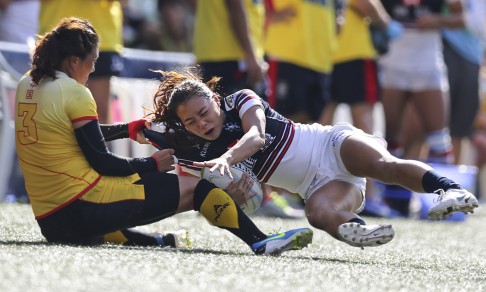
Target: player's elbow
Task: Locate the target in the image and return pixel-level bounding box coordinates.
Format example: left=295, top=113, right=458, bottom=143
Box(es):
left=255, top=135, right=265, bottom=150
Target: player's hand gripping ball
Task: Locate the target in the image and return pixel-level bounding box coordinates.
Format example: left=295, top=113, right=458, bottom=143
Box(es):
left=201, top=162, right=263, bottom=214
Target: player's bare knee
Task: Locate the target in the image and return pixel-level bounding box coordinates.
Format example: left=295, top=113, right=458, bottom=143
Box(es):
left=305, top=204, right=334, bottom=230
left=371, top=157, right=401, bottom=183
left=306, top=212, right=331, bottom=231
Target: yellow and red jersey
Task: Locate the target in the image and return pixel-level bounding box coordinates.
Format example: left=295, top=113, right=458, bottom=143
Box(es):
left=15, top=72, right=99, bottom=217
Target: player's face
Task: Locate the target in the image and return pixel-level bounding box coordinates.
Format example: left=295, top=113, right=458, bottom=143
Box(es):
left=176, top=94, right=224, bottom=141
left=73, top=49, right=99, bottom=85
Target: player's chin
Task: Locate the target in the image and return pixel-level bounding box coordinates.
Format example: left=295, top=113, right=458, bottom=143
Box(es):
left=206, top=128, right=222, bottom=141
left=203, top=129, right=219, bottom=140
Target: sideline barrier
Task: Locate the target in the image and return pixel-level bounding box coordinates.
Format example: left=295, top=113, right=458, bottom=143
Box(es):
left=0, top=41, right=195, bottom=79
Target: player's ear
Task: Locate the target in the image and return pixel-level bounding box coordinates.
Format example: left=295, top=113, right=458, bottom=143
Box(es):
left=71, top=55, right=80, bottom=65
left=68, top=55, right=82, bottom=70
left=213, top=94, right=221, bottom=106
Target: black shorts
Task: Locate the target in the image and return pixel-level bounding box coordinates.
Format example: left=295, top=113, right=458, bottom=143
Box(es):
left=199, top=60, right=267, bottom=98
left=90, top=51, right=124, bottom=77
left=199, top=61, right=248, bottom=97
left=267, top=60, right=330, bottom=121
left=36, top=172, right=180, bottom=245
left=443, top=40, right=480, bottom=138
left=331, top=59, right=380, bottom=105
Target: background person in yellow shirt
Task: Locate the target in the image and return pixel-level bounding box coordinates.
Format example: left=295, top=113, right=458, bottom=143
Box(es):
left=193, top=0, right=267, bottom=97
left=264, top=0, right=337, bottom=124
left=321, top=0, right=390, bottom=135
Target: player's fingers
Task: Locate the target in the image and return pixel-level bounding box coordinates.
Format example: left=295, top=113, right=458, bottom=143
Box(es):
left=226, top=168, right=233, bottom=179
left=209, top=164, right=219, bottom=173
left=193, top=161, right=205, bottom=167
left=226, top=180, right=238, bottom=190
left=219, top=165, right=232, bottom=179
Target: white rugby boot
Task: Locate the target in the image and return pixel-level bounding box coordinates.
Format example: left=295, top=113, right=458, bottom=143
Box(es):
left=427, top=189, right=479, bottom=220
left=338, top=223, right=395, bottom=248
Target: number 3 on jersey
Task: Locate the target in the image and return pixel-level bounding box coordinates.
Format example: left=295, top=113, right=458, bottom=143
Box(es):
left=17, top=103, right=38, bottom=145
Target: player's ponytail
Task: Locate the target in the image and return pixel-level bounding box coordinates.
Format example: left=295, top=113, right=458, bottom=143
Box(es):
left=30, top=17, right=99, bottom=85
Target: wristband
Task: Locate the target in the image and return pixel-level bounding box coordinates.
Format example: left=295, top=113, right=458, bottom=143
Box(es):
left=128, top=119, right=147, bottom=141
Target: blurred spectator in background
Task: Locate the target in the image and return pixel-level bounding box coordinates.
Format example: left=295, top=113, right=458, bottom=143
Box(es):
left=156, top=0, right=194, bottom=52
left=193, top=0, right=266, bottom=97
left=321, top=0, right=390, bottom=139
left=379, top=0, right=464, bottom=165
left=472, top=68, right=486, bottom=172
left=320, top=0, right=401, bottom=218
left=122, top=0, right=153, bottom=49
left=39, top=0, right=124, bottom=124
left=122, top=0, right=195, bottom=52
left=264, top=0, right=336, bottom=124
left=442, top=0, right=486, bottom=164
left=0, top=0, right=39, bottom=45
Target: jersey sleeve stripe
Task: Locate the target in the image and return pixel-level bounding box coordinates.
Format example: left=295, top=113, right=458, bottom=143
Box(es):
left=257, top=123, right=295, bottom=182
left=235, top=91, right=259, bottom=111
left=71, top=116, right=98, bottom=123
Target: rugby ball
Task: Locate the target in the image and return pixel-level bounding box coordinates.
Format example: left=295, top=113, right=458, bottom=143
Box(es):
left=201, top=162, right=263, bottom=215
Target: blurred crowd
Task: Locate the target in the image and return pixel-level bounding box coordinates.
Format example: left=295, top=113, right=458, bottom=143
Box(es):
left=122, top=0, right=196, bottom=52
left=1, top=0, right=485, bottom=220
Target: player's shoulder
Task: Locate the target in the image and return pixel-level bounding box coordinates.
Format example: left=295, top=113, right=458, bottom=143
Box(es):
left=224, top=89, right=262, bottom=109
left=54, top=74, right=92, bottom=100
left=17, top=73, right=33, bottom=89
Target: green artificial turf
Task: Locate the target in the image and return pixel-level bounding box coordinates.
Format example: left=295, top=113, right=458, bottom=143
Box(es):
left=1, top=203, right=485, bottom=292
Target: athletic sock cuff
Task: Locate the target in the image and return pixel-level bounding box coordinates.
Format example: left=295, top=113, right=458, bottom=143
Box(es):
left=422, top=170, right=461, bottom=193
left=348, top=217, right=366, bottom=225
left=193, top=179, right=216, bottom=211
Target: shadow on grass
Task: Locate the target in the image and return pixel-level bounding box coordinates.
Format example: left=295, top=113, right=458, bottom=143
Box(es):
left=0, top=240, right=378, bottom=262
left=0, top=240, right=253, bottom=256
left=0, top=240, right=51, bottom=246
left=0, top=240, right=333, bottom=259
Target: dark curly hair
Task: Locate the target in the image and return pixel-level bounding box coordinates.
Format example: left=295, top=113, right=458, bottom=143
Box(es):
left=149, top=67, right=221, bottom=149
left=30, top=17, right=99, bottom=85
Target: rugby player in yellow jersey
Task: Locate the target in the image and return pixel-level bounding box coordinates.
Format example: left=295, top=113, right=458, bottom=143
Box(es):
left=14, top=17, right=313, bottom=255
